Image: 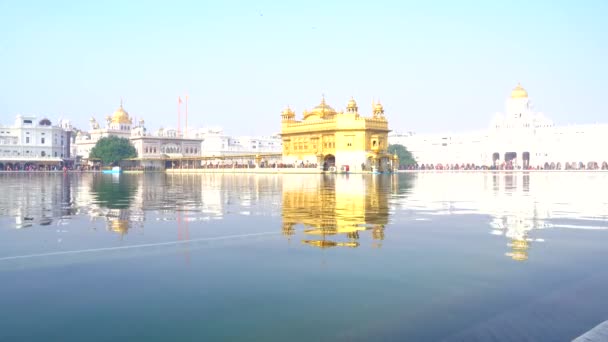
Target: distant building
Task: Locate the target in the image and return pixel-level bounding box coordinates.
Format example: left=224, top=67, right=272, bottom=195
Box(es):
left=75, top=102, right=139, bottom=159
left=75, top=102, right=202, bottom=168
left=390, top=84, right=608, bottom=169
left=75, top=102, right=281, bottom=168
left=0, top=115, right=71, bottom=170
left=191, top=127, right=282, bottom=157
left=280, top=96, right=395, bottom=172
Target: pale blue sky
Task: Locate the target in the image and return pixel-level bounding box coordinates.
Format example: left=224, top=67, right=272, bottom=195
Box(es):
left=1, top=0, right=607, bottom=135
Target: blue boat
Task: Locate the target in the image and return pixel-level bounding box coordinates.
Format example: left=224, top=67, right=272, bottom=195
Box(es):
left=102, top=166, right=122, bottom=174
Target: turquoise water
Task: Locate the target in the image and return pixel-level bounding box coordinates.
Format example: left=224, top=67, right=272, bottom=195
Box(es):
left=0, top=172, right=607, bottom=341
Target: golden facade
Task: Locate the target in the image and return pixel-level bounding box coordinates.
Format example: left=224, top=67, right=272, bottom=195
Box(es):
left=281, top=175, right=391, bottom=248
left=280, top=96, right=397, bottom=172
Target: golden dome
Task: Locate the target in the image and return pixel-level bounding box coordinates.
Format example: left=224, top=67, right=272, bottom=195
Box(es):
left=306, top=96, right=337, bottom=119
left=346, top=97, right=357, bottom=110
left=111, top=102, right=131, bottom=124
left=510, top=84, right=528, bottom=99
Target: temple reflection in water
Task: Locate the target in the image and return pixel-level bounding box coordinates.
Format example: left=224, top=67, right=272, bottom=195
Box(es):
left=1, top=172, right=607, bottom=261
left=281, top=174, right=393, bottom=248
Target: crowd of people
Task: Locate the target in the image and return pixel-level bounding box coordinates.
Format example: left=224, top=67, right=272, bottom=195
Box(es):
left=0, top=164, right=103, bottom=172
left=168, top=161, right=319, bottom=169
left=400, top=160, right=608, bottom=171
left=3, top=160, right=608, bottom=172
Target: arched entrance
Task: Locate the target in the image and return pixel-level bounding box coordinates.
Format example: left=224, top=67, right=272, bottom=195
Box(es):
left=522, top=152, right=530, bottom=169
left=492, top=152, right=500, bottom=166
left=323, top=154, right=335, bottom=171
left=504, top=152, right=517, bottom=169
left=504, top=152, right=517, bottom=162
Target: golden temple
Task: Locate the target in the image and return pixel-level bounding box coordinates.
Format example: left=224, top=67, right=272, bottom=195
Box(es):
left=280, top=96, right=397, bottom=172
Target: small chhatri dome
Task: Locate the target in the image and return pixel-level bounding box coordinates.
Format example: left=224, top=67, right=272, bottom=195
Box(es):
left=111, top=101, right=132, bottom=124
left=282, top=106, right=295, bottom=116
left=373, top=101, right=385, bottom=116
left=510, top=83, right=528, bottom=99
left=346, top=97, right=357, bottom=110
left=347, top=97, right=357, bottom=108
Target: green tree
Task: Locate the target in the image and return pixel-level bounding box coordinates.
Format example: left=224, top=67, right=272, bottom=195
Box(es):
left=89, top=136, right=137, bottom=165
left=388, top=144, right=416, bottom=166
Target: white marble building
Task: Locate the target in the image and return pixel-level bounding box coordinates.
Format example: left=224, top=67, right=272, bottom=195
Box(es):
left=75, top=102, right=281, bottom=167
left=390, top=84, right=608, bottom=169
left=0, top=115, right=71, bottom=169
left=75, top=102, right=137, bottom=159
left=190, top=127, right=282, bottom=157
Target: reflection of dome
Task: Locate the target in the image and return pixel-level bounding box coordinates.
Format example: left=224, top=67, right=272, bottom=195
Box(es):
left=510, top=250, right=529, bottom=261
left=304, top=225, right=366, bottom=235
left=110, top=219, right=129, bottom=234
left=507, top=239, right=529, bottom=261
left=510, top=84, right=528, bottom=99
left=301, top=240, right=359, bottom=248
left=111, top=103, right=131, bottom=124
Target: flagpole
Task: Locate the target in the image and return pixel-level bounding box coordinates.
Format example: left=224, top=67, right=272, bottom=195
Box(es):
left=178, top=96, right=181, bottom=136
left=185, top=95, right=189, bottom=138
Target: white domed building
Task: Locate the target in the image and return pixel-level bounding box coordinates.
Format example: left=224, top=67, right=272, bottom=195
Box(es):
left=75, top=102, right=137, bottom=159
left=75, top=101, right=203, bottom=168
left=390, top=84, right=608, bottom=169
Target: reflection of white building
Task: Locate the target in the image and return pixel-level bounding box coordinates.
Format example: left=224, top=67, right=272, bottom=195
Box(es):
left=0, top=116, right=72, bottom=168
left=390, top=84, right=608, bottom=168
left=398, top=172, right=608, bottom=261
